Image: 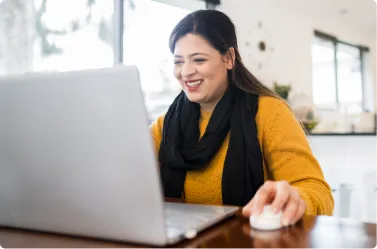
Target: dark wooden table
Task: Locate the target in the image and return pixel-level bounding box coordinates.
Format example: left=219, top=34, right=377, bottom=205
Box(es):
left=0, top=200, right=376, bottom=248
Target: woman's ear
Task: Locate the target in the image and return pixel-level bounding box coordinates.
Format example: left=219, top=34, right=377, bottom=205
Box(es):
left=225, top=48, right=236, bottom=70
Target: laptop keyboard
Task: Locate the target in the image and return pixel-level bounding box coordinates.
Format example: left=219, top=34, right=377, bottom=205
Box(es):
left=165, top=208, right=215, bottom=230
left=166, top=226, right=184, bottom=240
left=163, top=202, right=236, bottom=237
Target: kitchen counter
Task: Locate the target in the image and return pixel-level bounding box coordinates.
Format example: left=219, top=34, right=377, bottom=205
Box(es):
left=309, top=132, right=377, bottom=136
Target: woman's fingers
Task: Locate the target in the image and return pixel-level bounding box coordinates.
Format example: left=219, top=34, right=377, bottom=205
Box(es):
left=242, top=181, right=276, bottom=217
left=242, top=180, right=307, bottom=226
left=252, top=181, right=277, bottom=216
left=290, top=199, right=306, bottom=225
left=270, top=181, right=290, bottom=213
left=242, top=198, right=254, bottom=217
left=280, top=191, right=300, bottom=226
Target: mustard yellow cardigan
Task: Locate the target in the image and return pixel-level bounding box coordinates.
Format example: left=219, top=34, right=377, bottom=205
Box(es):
left=150, top=96, right=334, bottom=215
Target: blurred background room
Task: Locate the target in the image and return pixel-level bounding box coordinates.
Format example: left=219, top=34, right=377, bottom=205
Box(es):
left=0, top=0, right=376, bottom=223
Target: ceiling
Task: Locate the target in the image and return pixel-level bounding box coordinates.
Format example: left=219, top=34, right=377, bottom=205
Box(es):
left=279, top=0, right=376, bottom=40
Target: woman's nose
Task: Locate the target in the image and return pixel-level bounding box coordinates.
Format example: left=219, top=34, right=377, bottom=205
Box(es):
left=181, top=62, right=196, bottom=78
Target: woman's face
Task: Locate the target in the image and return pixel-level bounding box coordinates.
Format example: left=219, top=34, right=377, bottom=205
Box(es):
left=173, top=34, right=234, bottom=111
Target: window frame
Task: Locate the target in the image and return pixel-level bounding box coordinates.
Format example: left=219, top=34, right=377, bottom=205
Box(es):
left=313, top=30, right=369, bottom=111
left=150, top=0, right=205, bottom=10
left=114, top=0, right=214, bottom=65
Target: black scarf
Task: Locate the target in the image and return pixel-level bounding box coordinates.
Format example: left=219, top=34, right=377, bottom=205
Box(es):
left=159, top=86, right=264, bottom=206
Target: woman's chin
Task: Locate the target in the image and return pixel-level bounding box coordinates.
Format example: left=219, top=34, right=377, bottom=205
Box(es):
left=185, top=92, right=205, bottom=103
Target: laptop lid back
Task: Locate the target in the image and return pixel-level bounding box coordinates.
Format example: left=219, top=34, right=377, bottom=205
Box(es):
left=0, top=66, right=167, bottom=245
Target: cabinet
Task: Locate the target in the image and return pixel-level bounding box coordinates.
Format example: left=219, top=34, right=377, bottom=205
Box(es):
left=308, top=135, right=376, bottom=222
left=363, top=172, right=376, bottom=223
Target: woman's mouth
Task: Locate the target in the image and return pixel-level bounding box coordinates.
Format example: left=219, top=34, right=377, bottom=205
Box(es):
left=185, top=80, right=203, bottom=92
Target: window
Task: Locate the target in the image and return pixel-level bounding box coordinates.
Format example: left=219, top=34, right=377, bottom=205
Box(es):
left=123, top=0, right=193, bottom=122
left=0, top=0, right=114, bottom=75
left=311, top=31, right=369, bottom=113
left=0, top=0, right=204, bottom=121
left=312, top=35, right=338, bottom=109
left=151, top=0, right=206, bottom=10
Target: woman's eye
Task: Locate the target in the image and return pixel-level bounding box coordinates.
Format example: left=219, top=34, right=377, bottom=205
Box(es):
left=174, top=61, right=183, bottom=65
left=194, top=58, right=206, bottom=63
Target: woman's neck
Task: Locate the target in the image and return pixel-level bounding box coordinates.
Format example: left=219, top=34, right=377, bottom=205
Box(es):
left=200, top=93, right=227, bottom=112
left=200, top=102, right=216, bottom=113
left=200, top=83, right=229, bottom=112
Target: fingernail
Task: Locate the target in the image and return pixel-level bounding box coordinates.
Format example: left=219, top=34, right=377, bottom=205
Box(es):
left=273, top=207, right=279, bottom=213
left=282, top=219, right=290, bottom=227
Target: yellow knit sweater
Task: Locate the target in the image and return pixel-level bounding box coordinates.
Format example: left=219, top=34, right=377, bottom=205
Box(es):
left=150, top=96, right=334, bottom=215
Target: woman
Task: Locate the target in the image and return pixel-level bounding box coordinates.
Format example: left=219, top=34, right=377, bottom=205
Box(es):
left=150, top=9, right=334, bottom=226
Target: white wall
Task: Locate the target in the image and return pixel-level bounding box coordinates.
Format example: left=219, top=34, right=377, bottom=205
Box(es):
left=218, top=0, right=376, bottom=109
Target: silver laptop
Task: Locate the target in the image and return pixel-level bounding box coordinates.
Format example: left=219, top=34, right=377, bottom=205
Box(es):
left=0, top=66, right=238, bottom=246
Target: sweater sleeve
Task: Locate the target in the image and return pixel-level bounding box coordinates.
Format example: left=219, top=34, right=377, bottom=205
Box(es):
left=149, top=115, right=164, bottom=156
left=262, top=102, right=334, bottom=216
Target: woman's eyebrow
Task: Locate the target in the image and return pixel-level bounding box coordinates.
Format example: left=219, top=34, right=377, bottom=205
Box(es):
left=174, top=53, right=209, bottom=58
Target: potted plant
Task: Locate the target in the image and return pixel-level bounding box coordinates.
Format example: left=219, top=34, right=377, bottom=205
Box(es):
left=273, top=82, right=291, bottom=100
left=301, top=108, right=319, bottom=132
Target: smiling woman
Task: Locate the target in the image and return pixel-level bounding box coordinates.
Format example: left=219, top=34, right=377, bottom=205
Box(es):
left=150, top=9, right=334, bottom=226
left=173, top=34, right=231, bottom=112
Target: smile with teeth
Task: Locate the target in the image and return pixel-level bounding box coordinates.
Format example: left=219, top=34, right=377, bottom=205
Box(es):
left=186, top=80, right=203, bottom=87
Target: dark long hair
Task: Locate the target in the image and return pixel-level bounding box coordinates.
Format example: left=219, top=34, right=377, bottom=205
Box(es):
left=169, top=9, right=280, bottom=99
